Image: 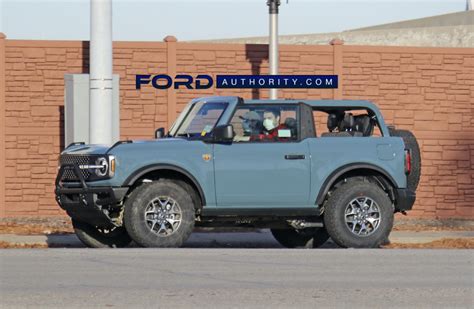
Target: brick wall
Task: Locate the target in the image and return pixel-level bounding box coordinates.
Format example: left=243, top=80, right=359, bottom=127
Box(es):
left=0, top=34, right=472, bottom=218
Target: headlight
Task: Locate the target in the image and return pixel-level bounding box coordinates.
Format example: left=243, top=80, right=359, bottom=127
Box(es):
left=74, top=155, right=115, bottom=179
left=95, top=157, right=109, bottom=177
left=94, top=155, right=115, bottom=178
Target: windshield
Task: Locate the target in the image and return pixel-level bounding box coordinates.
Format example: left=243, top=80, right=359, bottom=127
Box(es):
left=175, top=101, right=228, bottom=138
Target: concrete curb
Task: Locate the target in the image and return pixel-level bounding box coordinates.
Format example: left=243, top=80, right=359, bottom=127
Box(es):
left=1, top=230, right=473, bottom=248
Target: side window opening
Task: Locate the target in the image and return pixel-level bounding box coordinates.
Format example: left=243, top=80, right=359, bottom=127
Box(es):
left=230, top=105, right=298, bottom=143
left=313, top=108, right=381, bottom=137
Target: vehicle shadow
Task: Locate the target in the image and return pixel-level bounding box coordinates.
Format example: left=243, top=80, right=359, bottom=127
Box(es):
left=183, top=230, right=340, bottom=249
left=45, top=229, right=340, bottom=249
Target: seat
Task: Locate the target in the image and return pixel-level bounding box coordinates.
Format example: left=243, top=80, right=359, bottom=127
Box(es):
left=339, top=114, right=363, bottom=137
left=353, top=115, right=374, bottom=137
left=326, top=113, right=341, bottom=132
left=284, top=117, right=297, bottom=139
left=322, top=113, right=362, bottom=137
left=321, top=131, right=352, bottom=137
left=321, top=113, right=344, bottom=137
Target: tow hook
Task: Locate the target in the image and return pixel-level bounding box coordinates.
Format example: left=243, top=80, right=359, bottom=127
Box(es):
left=79, top=194, right=88, bottom=206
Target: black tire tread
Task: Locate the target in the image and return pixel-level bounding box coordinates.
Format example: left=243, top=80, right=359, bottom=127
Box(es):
left=324, top=180, right=394, bottom=248
left=124, top=180, right=195, bottom=248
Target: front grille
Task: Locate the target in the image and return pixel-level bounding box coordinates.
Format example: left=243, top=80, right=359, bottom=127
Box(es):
left=60, top=155, right=96, bottom=182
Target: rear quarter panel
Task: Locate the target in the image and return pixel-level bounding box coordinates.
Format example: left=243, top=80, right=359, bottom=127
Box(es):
left=308, top=136, right=406, bottom=204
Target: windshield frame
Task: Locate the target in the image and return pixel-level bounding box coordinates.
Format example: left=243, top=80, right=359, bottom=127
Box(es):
left=170, top=100, right=230, bottom=139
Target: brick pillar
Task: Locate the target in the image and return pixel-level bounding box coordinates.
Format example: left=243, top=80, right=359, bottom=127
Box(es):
left=0, top=33, right=6, bottom=217
left=330, top=38, right=344, bottom=100
left=164, top=35, right=177, bottom=129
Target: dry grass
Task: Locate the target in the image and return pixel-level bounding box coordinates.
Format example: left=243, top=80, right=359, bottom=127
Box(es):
left=392, top=218, right=474, bottom=232
left=384, top=238, right=474, bottom=249
left=0, top=241, right=48, bottom=249
left=392, top=224, right=474, bottom=232
left=0, top=222, right=73, bottom=235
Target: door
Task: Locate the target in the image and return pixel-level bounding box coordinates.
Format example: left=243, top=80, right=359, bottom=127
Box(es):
left=213, top=104, right=311, bottom=207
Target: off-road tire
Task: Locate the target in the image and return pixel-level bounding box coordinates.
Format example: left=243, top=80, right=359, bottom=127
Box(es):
left=271, top=227, right=330, bottom=248
left=72, top=219, right=132, bottom=248
left=124, top=180, right=195, bottom=248
left=388, top=127, right=421, bottom=191
left=324, top=180, right=394, bottom=248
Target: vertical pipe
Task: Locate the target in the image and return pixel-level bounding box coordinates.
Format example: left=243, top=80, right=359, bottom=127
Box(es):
left=90, top=0, right=113, bottom=144
left=268, top=0, right=280, bottom=100
left=0, top=33, right=6, bottom=217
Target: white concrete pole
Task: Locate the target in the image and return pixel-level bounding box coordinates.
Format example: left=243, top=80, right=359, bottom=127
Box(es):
left=90, top=0, right=113, bottom=144
left=268, top=0, right=280, bottom=100
left=467, top=0, right=473, bottom=11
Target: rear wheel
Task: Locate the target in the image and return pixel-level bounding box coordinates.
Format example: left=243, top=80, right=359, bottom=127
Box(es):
left=124, top=180, right=195, bottom=248
left=271, top=227, right=330, bottom=248
left=72, top=219, right=132, bottom=248
left=388, top=127, right=421, bottom=191
left=324, top=180, right=394, bottom=248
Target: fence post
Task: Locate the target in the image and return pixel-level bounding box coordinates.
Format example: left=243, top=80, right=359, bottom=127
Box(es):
left=164, top=35, right=177, bottom=129
left=0, top=33, right=6, bottom=217
left=330, top=38, right=344, bottom=100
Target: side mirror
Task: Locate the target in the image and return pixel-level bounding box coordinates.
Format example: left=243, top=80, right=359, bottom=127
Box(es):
left=213, top=124, right=234, bottom=143
left=155, top=127, right=165, bottom=139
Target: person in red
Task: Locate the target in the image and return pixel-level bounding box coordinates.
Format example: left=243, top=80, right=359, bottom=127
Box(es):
left=251, top=108, right=288, bottom=142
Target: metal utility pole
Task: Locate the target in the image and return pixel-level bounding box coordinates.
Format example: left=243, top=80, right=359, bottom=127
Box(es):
left=90, top=0, right=113, bottom=144
left=268, top=0, right=280, bottom=100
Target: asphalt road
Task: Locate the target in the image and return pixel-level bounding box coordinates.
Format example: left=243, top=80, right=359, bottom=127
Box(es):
left=1, top=249, right=473, bottom=309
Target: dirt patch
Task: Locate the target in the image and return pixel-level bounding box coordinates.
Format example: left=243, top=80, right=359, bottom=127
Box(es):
left=393, top=218, right=474, bottom=232
left=384, top=238, right=474, bottom=249
left=0, top=217, right=74, bottom=235
left=0, top=222, right=74, bottom=235
left=0, top=241, right=48, bottom=249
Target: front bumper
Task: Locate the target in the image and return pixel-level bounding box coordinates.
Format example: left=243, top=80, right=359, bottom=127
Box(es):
left=55, top=164, right=128, bottom=227
left=395, top=188, right=416, bottom=211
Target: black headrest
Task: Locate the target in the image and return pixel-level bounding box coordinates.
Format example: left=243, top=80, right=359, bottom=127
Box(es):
left=339, top=113, right=354, bottom=131
left=327, top=114, right=340, bottom=132
left=285, top=117, right=297, bottom=128
left=354, top=115, right=374, bottom=136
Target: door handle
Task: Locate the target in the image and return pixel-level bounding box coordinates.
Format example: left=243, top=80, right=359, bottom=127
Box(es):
left=285, top=154, right=306, bottom=160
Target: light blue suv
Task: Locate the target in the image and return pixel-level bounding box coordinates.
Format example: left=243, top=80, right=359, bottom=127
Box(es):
left=55, top=96, right=420, bottom=248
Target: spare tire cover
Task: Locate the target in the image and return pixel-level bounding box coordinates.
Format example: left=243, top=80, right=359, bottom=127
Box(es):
left=388, top=127, right=421, bottom=191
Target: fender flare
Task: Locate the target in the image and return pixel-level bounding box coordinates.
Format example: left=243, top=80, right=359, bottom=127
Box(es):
left=315, top=163, right=398, bottom=205
left=124, top=164, right=206, bottom=206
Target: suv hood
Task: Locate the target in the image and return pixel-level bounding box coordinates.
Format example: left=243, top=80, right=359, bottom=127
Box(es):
left=61, top=138, right=187, bottom=156
left=61, top=144, right=110, bottom=155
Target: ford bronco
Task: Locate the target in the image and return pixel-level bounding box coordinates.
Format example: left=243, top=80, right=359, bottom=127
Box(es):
left=55, top=96, right=420, bottom=248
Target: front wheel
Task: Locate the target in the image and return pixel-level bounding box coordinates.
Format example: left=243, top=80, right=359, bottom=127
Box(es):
left=72, top=219, right=132, bottom=248
left=124, top=180, right=195, bottom=248
left=271, top=227, right=330, bottom=248
left=323, top=180, right=394, bottom=248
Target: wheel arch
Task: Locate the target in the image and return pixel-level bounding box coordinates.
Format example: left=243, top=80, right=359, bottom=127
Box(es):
left=124, top=164, right=206, bottom=207
left=316, top=163, right=398, bottom=206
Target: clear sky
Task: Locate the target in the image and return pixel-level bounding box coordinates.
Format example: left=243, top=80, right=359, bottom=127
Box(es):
left=0, top=0, right=468, bottom=41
